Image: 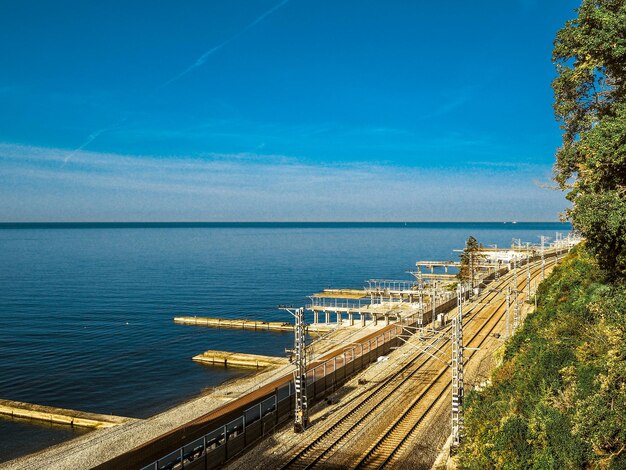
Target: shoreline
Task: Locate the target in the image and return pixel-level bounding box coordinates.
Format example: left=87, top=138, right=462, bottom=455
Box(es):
left=0, top=322, right=393, bottom=469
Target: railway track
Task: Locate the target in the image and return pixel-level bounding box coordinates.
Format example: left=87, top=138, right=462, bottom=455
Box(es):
left=279, top=275, right=512, bottom=469
left=280, top=259, right=553, bottom=469
left=351, top=260, right=552, bottom=469
left=278, top=331, right=451, bottom=469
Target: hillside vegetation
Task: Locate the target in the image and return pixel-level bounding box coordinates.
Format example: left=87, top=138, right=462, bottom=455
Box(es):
left=457, top=1, right=626, bottom=466
left=458, top=245, right=626, bottom=469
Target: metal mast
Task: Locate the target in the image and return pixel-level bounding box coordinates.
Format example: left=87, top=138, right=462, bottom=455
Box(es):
left=526, top=243, right=531, bottom=301
left=281, top=306, right=308, bottom=432
left=431, top=280, right=438, bottom=333
left=512, top=257, right=520, bottom=332
left=505, top=285, right=511, bottom=338
left=513, top=293, right=520, bottom=332
left=451, top=284, right=464, bottom=447
left=417, top=268, right=425, bottom=337
left=469, top=251, right=474, bottom=296
left=540, top=235, right=547, bottom=280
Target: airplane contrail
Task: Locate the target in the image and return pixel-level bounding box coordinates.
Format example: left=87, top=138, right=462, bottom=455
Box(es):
left=161, top=0, right=290, bottom=88
left=63, top=119, right=128, bottom=164
left=65, top=1, right=291, bottom=161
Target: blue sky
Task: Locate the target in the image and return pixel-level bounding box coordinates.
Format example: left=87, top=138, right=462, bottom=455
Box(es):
left=0, top=0, right=580, bottom=221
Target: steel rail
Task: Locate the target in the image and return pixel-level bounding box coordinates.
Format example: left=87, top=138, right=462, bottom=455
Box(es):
left=280, top=260, right=552, bottom=469
left=352, top=261, right=552, bottom=469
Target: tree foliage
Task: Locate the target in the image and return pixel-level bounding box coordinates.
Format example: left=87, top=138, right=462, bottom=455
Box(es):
left=458, top=246, right=626, bottom=469
left=552, top=0, right=626, bottom=280
left=458, top=236, right=484, bottom=283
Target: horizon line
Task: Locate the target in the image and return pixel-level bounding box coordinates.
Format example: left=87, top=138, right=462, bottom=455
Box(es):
left=0, top=220, right=571, bottom=226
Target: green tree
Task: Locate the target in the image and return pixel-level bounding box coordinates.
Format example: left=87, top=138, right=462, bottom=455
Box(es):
left=458, top=236, right=483, bottom=285
left=552, top=0, right=626, bottom=280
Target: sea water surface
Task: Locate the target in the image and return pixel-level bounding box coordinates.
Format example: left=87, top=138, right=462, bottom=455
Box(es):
left=0, top=222, right=569, bottom=461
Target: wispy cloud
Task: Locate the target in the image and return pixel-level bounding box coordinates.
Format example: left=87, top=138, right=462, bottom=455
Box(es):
left=114, top=118, right=492, bottom=151
left=0, top=143, right=567, bottom=222
left=466, top=160, right=543, bottom=170
left=161, top=0, right=290, bottom=87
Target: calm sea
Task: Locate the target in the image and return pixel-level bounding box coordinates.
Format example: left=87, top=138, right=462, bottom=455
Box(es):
left=0, top=222, right=569, bottom=461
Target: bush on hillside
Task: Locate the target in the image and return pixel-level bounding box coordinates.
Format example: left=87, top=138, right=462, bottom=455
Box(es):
left=458, top=246, right=626, bottom=469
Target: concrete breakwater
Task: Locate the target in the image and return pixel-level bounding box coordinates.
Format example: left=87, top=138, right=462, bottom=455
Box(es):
left=192, top=350, right=290, bottom=368
left=0, top=399, right=136, bottom=429
left=174, top=316, right=334, bottom=333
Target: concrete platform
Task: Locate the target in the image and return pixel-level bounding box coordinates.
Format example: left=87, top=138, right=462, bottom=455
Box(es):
left=174, top=316, right=334, bottom=334
left=193, top=350, right=290, bottom=368
left=0, top=399, right=137, bottom=429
